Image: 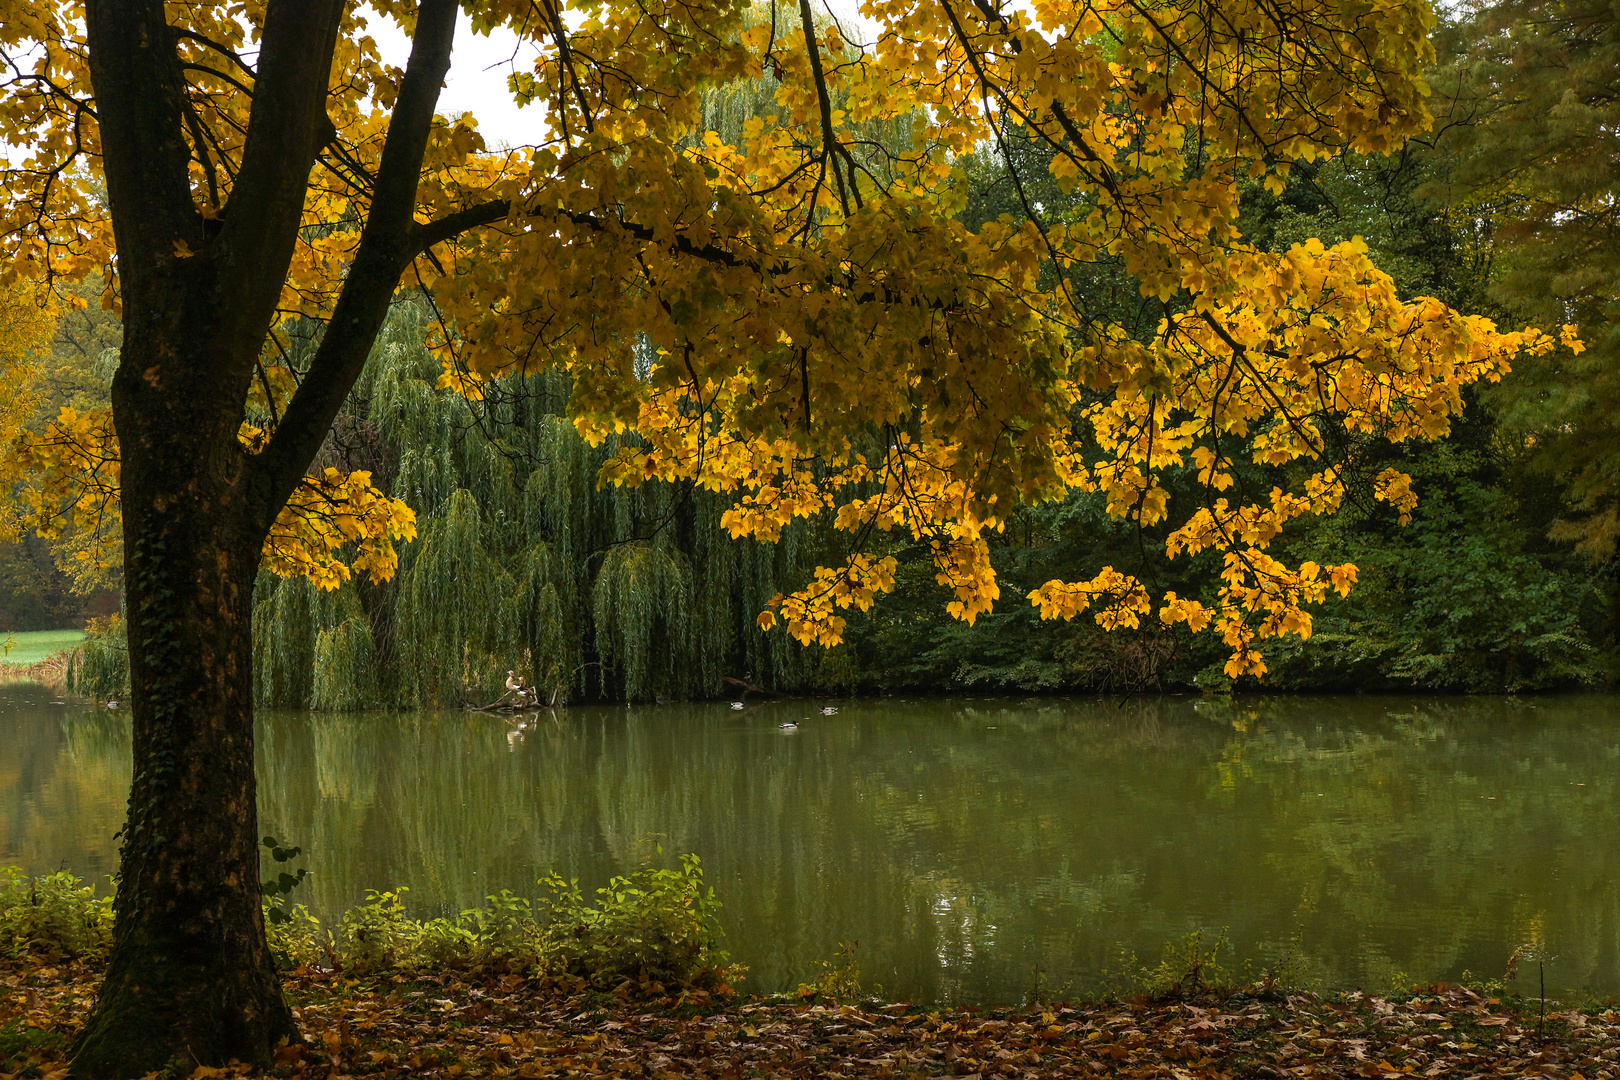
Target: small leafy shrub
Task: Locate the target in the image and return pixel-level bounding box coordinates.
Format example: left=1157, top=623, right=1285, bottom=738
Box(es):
left=3, top=856, right=735, bottom=992
left=1142, top=929, right=1230, bottom=996
left=465, top=889, right=544, bottom=966
left=337, top=888, right=422, bottom=972
left=327, top=887, right=550, bottom=973
left=1023, top=964, right=1072, bottom=1007
left=539, top=854, right=732, bottom=989
left=1100, top=929, right=1234, bottom=1000
left=0, top=867, right=114, bottom=961
left=260, top=835, right=310, bottom=926
left=263, top=855, right=733, bottom=990
left=796, top=941, right=874, bottom=1002
left=265, top=903, right=324, bottom=969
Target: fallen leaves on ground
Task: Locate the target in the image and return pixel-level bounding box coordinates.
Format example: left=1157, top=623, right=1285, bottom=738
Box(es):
left=4, top=960, right=1619, bottom=1079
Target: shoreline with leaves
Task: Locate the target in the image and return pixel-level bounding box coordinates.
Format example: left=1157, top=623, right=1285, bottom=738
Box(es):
left=5, top=958, right=1619, bottom=1080
left=6, top=864, right=1619, bottom=1080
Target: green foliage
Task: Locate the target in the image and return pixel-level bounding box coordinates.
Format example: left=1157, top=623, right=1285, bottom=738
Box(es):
left=1429, top=0, right=1620, bottom=565
left=234, top=131, right=1616, bottom=705
left=65, top=616, right=127, bottom=701
left=1265, top=473, right=1607, bottom=692
left=335, top=888, right=426, bottom=972
left=0, top=536, right=87, bottom=632
left=311, top=616, right=377, bottom=711
left=795, top=941, right=875, bottom=1003
left=592, top=542, right=693, bottom=702
left=259, top=836, right=309, bottom=927
left=538, top=854, right=730, bottom=989
left=252, top=575, right=359, bottom=708
left=1141, top=930, right=1231, bottom=997
left=1099, top=930, right=1233, bottom=1000
left=257, top=856, right=733, bottom=990
left=836, top=135, right=1617, bottom=696
left=0, top=868, right=113, bottom=961
left=251, top=300, right=832, bottom=707
left=394, top=490, right=512, bottom=704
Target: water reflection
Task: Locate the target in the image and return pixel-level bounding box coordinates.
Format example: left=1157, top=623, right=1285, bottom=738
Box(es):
left=2, top=685, right=1617, bottom=1003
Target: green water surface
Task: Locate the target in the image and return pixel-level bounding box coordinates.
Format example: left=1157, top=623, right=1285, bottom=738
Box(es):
left=2, top=685, right=1617, bottom=1003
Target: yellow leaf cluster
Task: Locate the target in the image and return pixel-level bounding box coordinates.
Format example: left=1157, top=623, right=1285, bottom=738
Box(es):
left=763, top=554, right=899, bottom=647
left=0, top=411, right=416, bottom=590
left=263, top=468, right=419, bottom=591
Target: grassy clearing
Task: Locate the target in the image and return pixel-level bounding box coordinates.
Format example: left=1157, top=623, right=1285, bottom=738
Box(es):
left=0, top=630, right=84, bottom=668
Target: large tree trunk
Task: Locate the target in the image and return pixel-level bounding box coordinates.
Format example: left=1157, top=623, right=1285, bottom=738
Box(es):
left=67, top=1, right=461, bottom=1072
left=72, top=353, right=294, bottom=1077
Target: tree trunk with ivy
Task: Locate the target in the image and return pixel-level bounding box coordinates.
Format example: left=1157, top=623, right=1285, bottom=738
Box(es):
left=72, top=451, right=291, bottom=1073
left=71, top=0, right=462, bottom=1074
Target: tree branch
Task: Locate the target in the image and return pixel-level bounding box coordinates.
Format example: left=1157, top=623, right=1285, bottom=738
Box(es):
left=417, top=200, right=514, bottom=249
left=83, top=0, right=197, bottom=268
left=216, top=0, right=347, bottom=358
left=251, top=0, right=461, bottom=524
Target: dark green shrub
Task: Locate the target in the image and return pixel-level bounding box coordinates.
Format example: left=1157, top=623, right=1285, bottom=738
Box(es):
left=539, top=854, right=731, bottom=989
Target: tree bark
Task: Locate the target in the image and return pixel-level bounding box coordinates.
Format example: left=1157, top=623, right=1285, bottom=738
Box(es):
left=68, top=1, right=462, bottom=1073
left=71, top=411, right=294, bottom=1077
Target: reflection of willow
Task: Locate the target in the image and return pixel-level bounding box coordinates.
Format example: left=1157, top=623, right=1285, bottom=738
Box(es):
left=577, top=700, right=1218, bottom=999
left=1190, top=694, right=1620, bottom=993
left=199, top=698, right=1620, bottom=1000
left=255, top=711, right=617, bottom=918
left=0, top=711, right=130, bottom=880
left=312, top=715, right=378, bottom=809
left=592, top=708, right=744, bottom=864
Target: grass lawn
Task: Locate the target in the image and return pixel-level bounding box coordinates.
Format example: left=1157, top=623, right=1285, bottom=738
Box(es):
left=1, top=628, right=84, bottom=666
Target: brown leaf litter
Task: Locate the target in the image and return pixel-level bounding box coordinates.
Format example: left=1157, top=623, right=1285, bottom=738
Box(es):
left=4, top=960, right=1618, bottom=1079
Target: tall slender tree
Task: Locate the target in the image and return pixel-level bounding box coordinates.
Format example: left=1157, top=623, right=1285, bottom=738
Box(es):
left=1430, top=0, right=1620, bottom=565
left=0, top=0, right=1578, bottom=1074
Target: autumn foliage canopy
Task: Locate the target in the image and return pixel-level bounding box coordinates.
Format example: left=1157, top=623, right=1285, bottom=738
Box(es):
left=0, top=0, right=1580, bottom=676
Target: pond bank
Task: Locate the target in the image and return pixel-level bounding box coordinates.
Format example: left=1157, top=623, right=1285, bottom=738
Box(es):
left=4, top=958, right=1618, bottom=1080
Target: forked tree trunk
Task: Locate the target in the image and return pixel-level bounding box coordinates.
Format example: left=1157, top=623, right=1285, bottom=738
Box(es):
left=72, top=367, right=295, bottom=1077
left=69, top=1, right=463, bottom=1072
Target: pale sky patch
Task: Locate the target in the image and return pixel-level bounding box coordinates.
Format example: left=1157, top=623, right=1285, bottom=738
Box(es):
left=363, top=0, right=874, bottom=149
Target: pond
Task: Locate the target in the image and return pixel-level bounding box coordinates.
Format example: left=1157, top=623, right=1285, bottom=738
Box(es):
left=2, top=684, right=1617, bottom=1004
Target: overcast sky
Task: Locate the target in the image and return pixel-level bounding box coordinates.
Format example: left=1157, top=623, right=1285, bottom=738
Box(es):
left=363, top=1, right=875, bottom=149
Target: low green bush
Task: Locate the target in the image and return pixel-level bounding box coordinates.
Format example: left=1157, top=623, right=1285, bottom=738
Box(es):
left=66, top=616, right=130, bottom=702
left=262, top=855, right=734, bottom=990
left=2, top=853, right=733, bottom=994
left=539, top=854, right=730, bottom=988
left=0, top=867, right=114, bottom=961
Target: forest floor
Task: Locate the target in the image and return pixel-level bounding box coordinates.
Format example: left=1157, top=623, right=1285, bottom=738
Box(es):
left=4, top=960, right=1620, bottom=1080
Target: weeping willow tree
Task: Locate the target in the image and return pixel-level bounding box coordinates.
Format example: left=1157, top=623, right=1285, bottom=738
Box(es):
left=250, top=300, right=837, bottom=707
left=66, top=616, right=129, bottom=702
